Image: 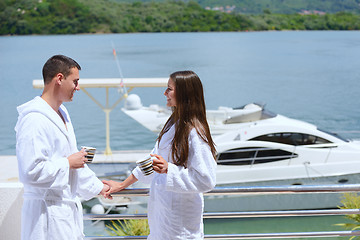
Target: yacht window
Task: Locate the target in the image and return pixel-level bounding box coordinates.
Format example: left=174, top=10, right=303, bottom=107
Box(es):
left=217, top=147, right=297, bottom=165
left=249, top=132, right=332, bottom=146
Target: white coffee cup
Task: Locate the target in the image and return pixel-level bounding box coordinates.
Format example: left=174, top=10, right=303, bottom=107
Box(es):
left=136, top=155, right=155, bottom=176
left=82, top=146, right=96, bottom=163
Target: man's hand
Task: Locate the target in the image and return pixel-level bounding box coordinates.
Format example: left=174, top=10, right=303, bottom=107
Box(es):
left=99, top=183, right=111, bottom=198
left=67, top=149, right=87, bottom=169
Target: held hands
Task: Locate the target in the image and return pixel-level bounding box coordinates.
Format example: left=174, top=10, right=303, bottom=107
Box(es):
left=151, top=154, right=168, bottom=174
left=67, top=149, right=87, bottom=169
left=99, top=183, right=110, bottom=198
left=101, top=174, right=138, bottom=199
left=101, top=180, right=126, bottom=199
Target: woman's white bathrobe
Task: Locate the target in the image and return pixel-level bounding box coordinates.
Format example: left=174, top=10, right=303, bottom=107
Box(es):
left=133, top=124, right=217, bottom=240
left=15, top=96, right=103, bottom=240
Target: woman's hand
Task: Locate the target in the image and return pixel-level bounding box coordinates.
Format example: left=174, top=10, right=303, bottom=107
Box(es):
left=151, top=154, right=168, bottom=174
left=101, top=180, right=125, bottom=199
left=101, top=174, right=138, bottom=199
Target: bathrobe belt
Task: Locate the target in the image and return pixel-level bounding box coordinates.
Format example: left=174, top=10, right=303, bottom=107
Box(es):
left=23, top=191, right=84, bottom=238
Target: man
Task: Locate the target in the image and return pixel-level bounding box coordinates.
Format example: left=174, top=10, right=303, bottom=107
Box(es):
left=15, top=55, right=109, bottom=240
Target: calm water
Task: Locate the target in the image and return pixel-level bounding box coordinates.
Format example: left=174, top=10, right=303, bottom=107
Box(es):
left=1, top=31, right=360, bottom=155
left=1, top=31, right=360, bottom=238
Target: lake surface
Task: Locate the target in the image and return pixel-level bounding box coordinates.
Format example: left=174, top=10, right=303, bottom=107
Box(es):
left=1, top=31, right=360, bottom=155
left=1, top=31, right=359, bottom=239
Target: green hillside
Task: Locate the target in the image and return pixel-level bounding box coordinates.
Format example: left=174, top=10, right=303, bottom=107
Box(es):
left=0, top=0, right=359, bottom=35
left=112, top=0, right=360, bottom=14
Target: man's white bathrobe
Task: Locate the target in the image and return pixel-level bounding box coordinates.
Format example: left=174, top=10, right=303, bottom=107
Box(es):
left=15, top=96, right=103, bottom=240
left=133, top=124, right=217, bottom=240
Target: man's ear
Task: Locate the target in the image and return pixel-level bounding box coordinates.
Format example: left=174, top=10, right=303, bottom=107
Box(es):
left=55, top=73, right=64, bottom=85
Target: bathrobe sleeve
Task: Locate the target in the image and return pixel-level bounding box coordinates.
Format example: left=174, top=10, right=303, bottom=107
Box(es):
left=166, top=129, right=217, bottom=193
left=16, top=113, right=70, bottom=189
left=76, top=165, right=104, bottom=200
left=132, top=147, right=157, bottom=184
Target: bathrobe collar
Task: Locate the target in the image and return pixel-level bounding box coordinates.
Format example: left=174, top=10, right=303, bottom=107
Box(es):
left=158, top=123, right=175, bottom=150
left=16, top=96, right=70, bottom=139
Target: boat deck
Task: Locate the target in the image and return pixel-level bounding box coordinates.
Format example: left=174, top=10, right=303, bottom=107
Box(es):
left=0, top=155, right=19, bottom=183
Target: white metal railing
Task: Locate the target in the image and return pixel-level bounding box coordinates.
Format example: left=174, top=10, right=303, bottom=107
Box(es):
left=84, top=184, right=360, bottom=239
left=84, top=208, right=360, bottom=221
left=85, top=231, right=360, bottom=240
left=97, top=183, right=360, bottom=196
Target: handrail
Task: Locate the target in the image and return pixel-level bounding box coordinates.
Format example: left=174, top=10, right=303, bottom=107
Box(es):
left=85, top=231, right=360, bottom=240
left=84, top=184, right=360, bottom=239
left=110, top=184, right=360, bottom=196
left=84, top=208, right=360, bottom=220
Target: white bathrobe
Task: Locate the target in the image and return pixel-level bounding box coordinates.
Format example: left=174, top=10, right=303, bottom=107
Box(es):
left=133, top=124, right=217, bottom=240
left=15, top=96, right=103, bottom=240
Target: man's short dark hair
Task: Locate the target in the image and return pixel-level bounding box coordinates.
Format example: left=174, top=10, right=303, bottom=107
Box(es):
left=42, top=55, right=81, bottom=84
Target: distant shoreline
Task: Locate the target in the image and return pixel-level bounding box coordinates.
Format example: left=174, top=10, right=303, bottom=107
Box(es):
left=1, top=1, right=360, bottom=36
left=2, top=29, right=360, bottom=37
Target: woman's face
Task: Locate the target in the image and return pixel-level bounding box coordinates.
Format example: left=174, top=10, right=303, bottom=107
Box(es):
left=164, top=78, right=176, bottom=107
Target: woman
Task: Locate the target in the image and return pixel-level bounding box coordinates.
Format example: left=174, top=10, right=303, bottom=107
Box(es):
left=104, top=70, right=217, bottom=239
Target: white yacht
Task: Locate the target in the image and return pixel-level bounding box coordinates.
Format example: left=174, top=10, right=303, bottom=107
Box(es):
left=209, top=113, right=360, bottom=211
left=122, top=94, right=265, bottom=135
left=121, top=94, right=360, bottom=211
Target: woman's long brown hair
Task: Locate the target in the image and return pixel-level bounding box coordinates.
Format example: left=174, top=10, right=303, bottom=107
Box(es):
left=157, top=70, right=216, bottom=168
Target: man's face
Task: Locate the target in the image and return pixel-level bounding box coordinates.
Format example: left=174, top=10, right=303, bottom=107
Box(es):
left=61, top=67, right=80, bottom=102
